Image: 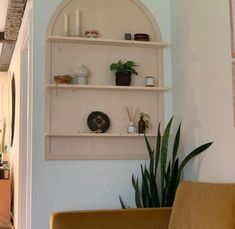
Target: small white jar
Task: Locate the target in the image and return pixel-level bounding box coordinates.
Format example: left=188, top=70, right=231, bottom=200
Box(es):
left=74, top=65, right=89, bottom=85
left=127, top=122, right=136, bottom=134
left=145, top=76, right=155, bottom=87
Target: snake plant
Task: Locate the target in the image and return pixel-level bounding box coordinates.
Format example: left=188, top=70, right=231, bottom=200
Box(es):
left=119, top=117, right=213, bottom=208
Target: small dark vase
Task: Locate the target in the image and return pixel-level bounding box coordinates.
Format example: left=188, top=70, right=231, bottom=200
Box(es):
left=138, top=116, right=146, bottom=133
left=115, top=72, right=132, bottom=86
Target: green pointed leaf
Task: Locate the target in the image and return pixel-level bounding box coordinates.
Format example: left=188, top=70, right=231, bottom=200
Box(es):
left=141, top=165, right=151, bottom=207
left=172, top=123, right=181, bottom=165
left=149, top=172, right=160, bottom=207
left=178, top=142, right=213, bottom=176
left=165, top=161, right=171, bottom=187
left=144, top=135, right=154, bottom=175
left=135, top=179, right=143, bottom=208
left=119, top=196, right=127, bottom=209
left=167, top=159, right=179, bottom=206
left=132, top=174, right=136, bottom=188
left=154, top=123, right=161, bottom=176
left=161, top=116, right=173, bottom=198
left=132, top=175, right=142, bottom=208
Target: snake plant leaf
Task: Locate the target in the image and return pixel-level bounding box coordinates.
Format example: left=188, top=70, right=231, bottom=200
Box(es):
left=132, top=175, right=142, bottom=208
left=165, top=161, right=171, bottom=187
left=141, top=176, right=148, bottom=208
left=167, top=159, right=179, bottom=206
left=144, top=135, right=154, bottom=175
left=178, top=142, right=213, bottom=176
left=172, top=122, right=181, bottom=165
left=162, top=161, right=171, bottom=206
left=154, top=123, right=162, bottom=176
left=120, top=117, right=212, bottom=209
left=141, top=165, right=151, bottom=207
left=119, top=196, right=128, bottom=209
left=148, top=166, right=160, bottom=207
left=145, top=167, right=151, bottom=181
left=161, top=117, right=173, bottom=198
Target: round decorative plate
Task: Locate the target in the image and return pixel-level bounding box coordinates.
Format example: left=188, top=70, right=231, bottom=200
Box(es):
left=87, top=111, right=110, bottom=133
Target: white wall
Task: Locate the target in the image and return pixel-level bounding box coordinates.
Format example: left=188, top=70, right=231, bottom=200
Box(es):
left=171, top=0, right=235, bottom=181
left=31, top=0, right=171, bottom=228
left=8, top=3, right=30, bottom=228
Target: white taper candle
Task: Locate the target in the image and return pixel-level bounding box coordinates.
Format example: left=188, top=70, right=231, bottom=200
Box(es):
left=64, top=14, right=69, bottom=36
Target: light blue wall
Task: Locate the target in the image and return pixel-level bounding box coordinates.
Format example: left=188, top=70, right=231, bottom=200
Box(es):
left=31, top=1, right=172, bottom=228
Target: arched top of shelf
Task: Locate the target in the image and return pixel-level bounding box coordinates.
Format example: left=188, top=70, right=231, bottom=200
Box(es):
left=46, top=0, right=164, bottom=43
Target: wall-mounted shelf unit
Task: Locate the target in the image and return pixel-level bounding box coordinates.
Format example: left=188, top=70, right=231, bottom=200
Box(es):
left=45, top=133, right=157, bottom=137
left=46, top=84, right=167, bottom=92
left=47, top=36, right=168, bottom=48
left=45, top=0, right=168, bottom=160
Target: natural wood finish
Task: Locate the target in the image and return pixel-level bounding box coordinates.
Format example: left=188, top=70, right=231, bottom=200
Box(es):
left=4, top=0, right=27, bottom=41
left=0, top=32, right=4, bottom=40
left=0, top=0, right=27, bottom=71
left=0, top=44, right=15, bottom=71
left=45, top=152, right=149, bottom=160
left=47, top=84, right=167, bottom=91
left=45, top=0, right=166, bottom=160
left=45, top=133, right=157, bottom=137
left=47, top=36, right=168, bottom=48
left=0, top=180, right=11, bottom=220
left=0, top=32, right=15, bottom=44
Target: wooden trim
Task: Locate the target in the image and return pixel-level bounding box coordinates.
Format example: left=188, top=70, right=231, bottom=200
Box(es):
left=46, top=84, right=167, bottom=91
left=45, top=133, right=157, bottom=137
left=0, top=33, right=15, bottom=44
left=230, top=0, right=235, bottom=57
left=0, top=32, right=4, bottom=40
left=47, top=36, right=168, bottom=48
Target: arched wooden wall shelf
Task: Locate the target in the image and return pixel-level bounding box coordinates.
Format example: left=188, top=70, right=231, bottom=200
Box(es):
left=45, top=0, right=168, bottom=160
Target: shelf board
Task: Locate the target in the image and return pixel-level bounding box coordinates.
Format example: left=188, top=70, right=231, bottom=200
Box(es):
left=45, top=133, right=157, bottom=137
left=47, top=36, right=168, bottom=48
left=46, top=84, right=167, bottom=92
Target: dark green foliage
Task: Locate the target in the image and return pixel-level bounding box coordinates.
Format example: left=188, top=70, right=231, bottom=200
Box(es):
left=119, top=117, right=213, bottom=208
left=110, top=60, right=138, bottom=75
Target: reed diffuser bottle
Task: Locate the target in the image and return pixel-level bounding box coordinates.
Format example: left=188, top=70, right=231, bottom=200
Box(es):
left=126, top=106, right=136, bottom=134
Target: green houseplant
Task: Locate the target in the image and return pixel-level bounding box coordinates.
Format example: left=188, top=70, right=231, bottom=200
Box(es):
left=119, top=117, right=213, bottom=208
left=110, top=60, right=138, bottom=86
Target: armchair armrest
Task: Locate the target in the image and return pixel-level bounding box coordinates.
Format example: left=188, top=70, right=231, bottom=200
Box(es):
left=50, top=208, right=172, bottom=229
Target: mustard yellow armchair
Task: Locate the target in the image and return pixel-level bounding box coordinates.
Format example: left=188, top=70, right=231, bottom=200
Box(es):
left=50, top=182, right=235, bottom=229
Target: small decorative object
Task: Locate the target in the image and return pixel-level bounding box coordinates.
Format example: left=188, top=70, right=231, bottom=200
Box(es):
left=134, top=33, right=150, bottom=41
left=74, top=65, right=89, bottom=85
left=126, top=106, right=136, bottom=134
left=75, top=9, right=80, bottom=36
left=138, top=115, right=145, bottom=133
left=64, top=14, right=69, bottom=36
left=145, top=76, right=155, bottom=87
left=140, top=112, right=151, bottom=132
left=110, top=60, right=139, bottom=86
left=87, top=111, right=110, bottom=133
left=124, top=33, right=132, bottom=40
left=53, top=75, right=73, bottom=84
left=85, top=30, right=99, bottom=38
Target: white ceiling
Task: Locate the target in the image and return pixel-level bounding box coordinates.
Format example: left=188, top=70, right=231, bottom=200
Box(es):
left=0, top=0, right=9, bottom=55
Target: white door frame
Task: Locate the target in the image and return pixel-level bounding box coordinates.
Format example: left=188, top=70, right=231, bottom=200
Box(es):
left=18, top=2, right=32, bottom=229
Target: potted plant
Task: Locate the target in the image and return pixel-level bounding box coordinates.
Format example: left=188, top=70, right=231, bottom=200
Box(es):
left=119, top=117, right=213, bottom=208
left=110, top=60, right=138, bottom=86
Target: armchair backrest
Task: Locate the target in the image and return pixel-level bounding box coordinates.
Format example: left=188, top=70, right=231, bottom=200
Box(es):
left=168, top=182, right=235, bottom=229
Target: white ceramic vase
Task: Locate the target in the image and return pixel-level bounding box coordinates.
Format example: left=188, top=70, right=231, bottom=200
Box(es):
left=74, top=65, right=89, bottom=85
